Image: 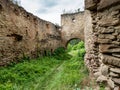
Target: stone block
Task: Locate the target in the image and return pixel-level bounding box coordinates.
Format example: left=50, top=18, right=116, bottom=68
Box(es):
left=107, top=79, right=115, bottom=89
left=110, top=68, right=120, bottom=74
left=105, top=35, right=115, bottom=40
left=98, top=34, right=105, bottom=39
left=98, top=0, right=120, bottom=10
left=98, top=34, right=115, bottom=40
left=85, top=0, right=97, bottom=10
left=112, top=78, right=120, bottom=85
left=96, top=75, right=107, bottom=83
left=99, top=44, right=109, bottom=53
left=100, top=65, right=109, bottom=76
left=109, top=48, right=120, bottom=53
left=103, top=29, right=115, bottom=34
left=99, top=19, right=119, bottom=27
left=94, top=72, right=102, bottom=78
left=117, top=35, right=120, bottom=39
left=111, top=10, right=119, bottom=16
left=99, top=44, right=120, bottom=53
left=115, top=27, right=120, bottom=33
left=112, top=53, right=120, bottom=58
left=109, top=72, right=119, bottom=77
left=114, top=86, right=120, bottom=90
left=112, top=41, right=120, bottom=45
left=99, top=28, right=115, bottom=34
left=97, top=39, right=112, bottom=44
left=102, top=55, right=120, bottom=67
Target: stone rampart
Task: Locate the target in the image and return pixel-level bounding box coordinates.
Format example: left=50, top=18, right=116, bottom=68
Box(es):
left=85, top=0, right=120, bottom=89
left=0, top=0, right=62, bottom=65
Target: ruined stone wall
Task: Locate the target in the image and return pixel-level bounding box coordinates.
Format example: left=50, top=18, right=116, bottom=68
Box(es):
left=0, top=0, right=62, bottom=65
left=85, top=0, right=120, bottom=89
left=1, top=0, right=120, bottom=89
left=61, top=12, right=84, bottom=47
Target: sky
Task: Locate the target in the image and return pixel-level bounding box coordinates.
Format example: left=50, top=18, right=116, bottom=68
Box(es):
left=19, top=0, right=84, bottom=25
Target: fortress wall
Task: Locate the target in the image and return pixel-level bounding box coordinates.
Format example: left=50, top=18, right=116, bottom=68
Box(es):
left=1, top=0, right=120, bottom=89
left=85, top=0, right=120, bottom=89
left=0, top=0, right=62, bottom=65
left=61, top=12, right=84, bottom=47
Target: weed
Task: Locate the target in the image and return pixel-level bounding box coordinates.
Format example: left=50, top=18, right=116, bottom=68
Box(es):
left=0, top=41, right=89, bottom=90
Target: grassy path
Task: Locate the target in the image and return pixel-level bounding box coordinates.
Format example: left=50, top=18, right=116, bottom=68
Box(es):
left=40, top=61, right=65, bottom=90
left=0, top=41, right=90, bottom=90
left=0, top=57, right=88, bottom=90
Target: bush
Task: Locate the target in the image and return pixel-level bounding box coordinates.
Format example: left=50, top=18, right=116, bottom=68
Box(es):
left=72, top=41, right=84, bottom=50
left=53, top=47, right=65, bottom=55
left=53, top=47, right=72, bottom=60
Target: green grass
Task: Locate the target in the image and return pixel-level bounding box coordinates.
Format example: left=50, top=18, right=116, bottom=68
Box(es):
left=0, top=41, right=89, bottom=90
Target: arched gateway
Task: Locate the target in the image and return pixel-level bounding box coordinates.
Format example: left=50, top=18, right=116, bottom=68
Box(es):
left=61, top=12, right=84, bottom=48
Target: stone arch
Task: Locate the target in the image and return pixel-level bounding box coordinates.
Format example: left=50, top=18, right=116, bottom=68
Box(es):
left=61, top=11, right=84, bottom=48
left=65, top=38, right=82, bottom=47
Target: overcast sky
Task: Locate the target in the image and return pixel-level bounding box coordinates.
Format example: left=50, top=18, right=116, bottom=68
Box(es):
left=19, top=0, right=84, bottom=25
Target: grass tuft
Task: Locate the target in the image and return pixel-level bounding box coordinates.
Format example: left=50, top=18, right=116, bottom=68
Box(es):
left=0, top=41, right=90, bottom=90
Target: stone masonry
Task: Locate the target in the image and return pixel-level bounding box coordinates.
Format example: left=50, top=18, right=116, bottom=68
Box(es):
left=61, top=12, right=84, bottom=47
left=85, top=0, right=120, bottom=89
left=0, top=0, right=120, bottom=89
left=0, top=0, right=62, bottom=65
left=0, top=0, right=85, bottom=66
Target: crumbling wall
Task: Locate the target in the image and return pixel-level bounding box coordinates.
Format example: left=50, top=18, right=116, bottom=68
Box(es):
left=1, top=0, right=120, bottom=89
left=85, top=0, right=120, bottom=89
left=61, top=12, right=84, bottom=47
left=0, top=0, right=62, bottom=65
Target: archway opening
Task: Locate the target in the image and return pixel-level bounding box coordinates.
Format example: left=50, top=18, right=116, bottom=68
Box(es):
left=66, top=38, right=85, bottom=60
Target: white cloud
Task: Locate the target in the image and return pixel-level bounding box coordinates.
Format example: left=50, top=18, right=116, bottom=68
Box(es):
left=20, top=0, right=85, bottom=25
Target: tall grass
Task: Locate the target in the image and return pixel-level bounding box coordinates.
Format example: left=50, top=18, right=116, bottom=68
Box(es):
left=0, top=41, right=89, bottom=90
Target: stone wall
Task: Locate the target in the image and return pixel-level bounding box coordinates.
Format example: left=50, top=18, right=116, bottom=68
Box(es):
left=61, top=12, right=84, bottom=47
left=0, top=0, right=62, bottom=65
left=0, top=0, right=120, bottom=89
left=85, top=0, right=120, bottom=89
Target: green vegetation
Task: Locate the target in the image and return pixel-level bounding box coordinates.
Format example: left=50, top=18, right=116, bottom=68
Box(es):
left=0, top=41, right=90, bottom=90
left=100, top=83, right=105, bottom=90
